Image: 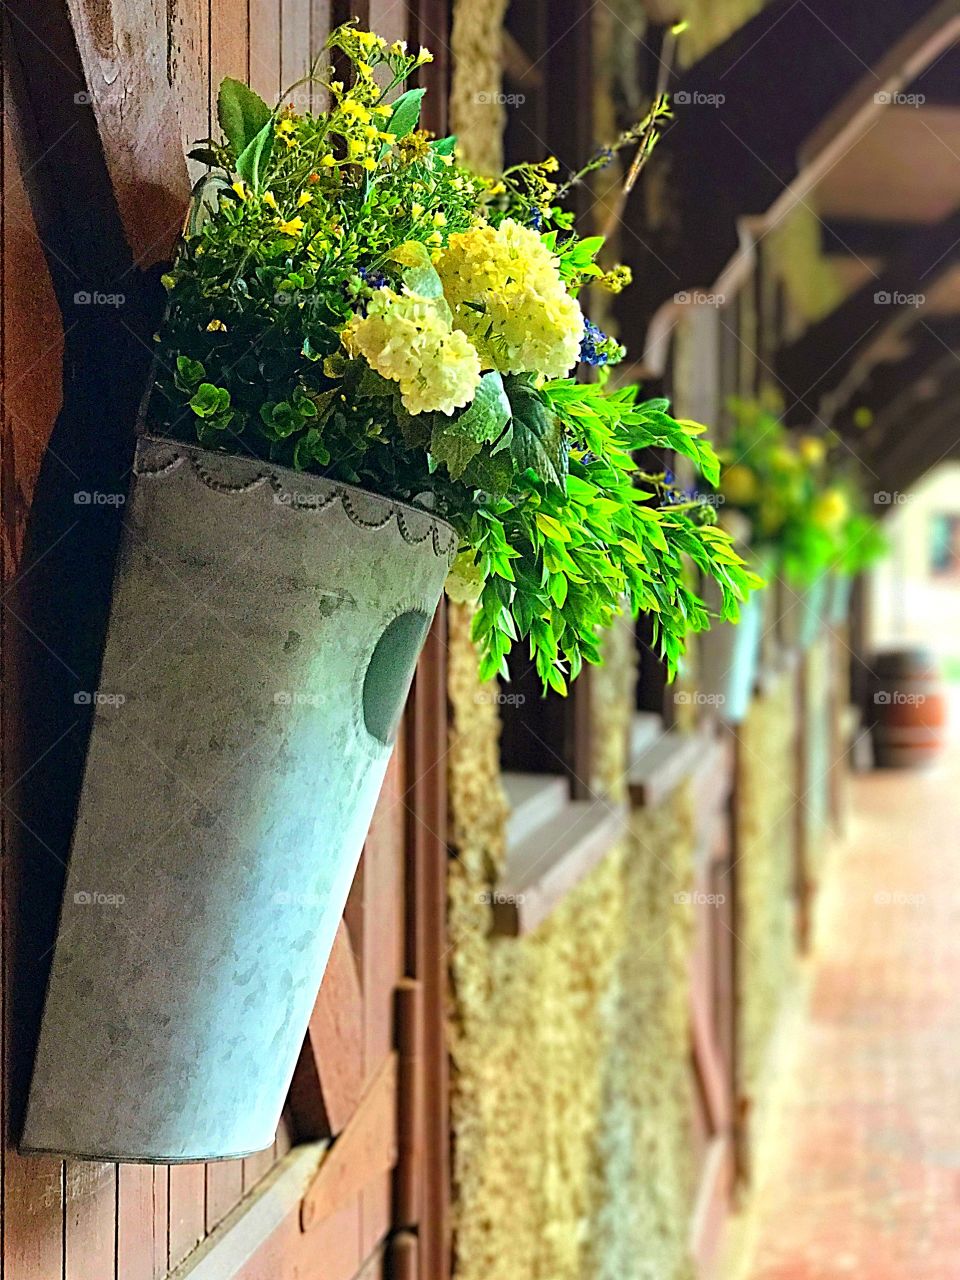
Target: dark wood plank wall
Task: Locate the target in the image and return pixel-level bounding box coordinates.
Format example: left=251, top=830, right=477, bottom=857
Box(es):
left=0, top=0, right=450, bottom=1277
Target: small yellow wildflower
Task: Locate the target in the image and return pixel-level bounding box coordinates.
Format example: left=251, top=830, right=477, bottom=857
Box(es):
left=231, top=181, right=248, bottom=200
left=320, top=153, right=337, bottom=168
left=415, top=48, right=434, bottom=65
left=426, top=231, right=443, bottom=246
left=410, top=203, right=425, bottom=219
left=341, top=100, right=371, bottom=123
left=360, top=157, right=377, bottom=171
left=798, top=435, right=827, bottom=467
left=275, top=217, right=305, bottom=237
left=357, top=61, right=374, bottom=79
left=373, top=104, right=393, bottom=118
left=206, top=319, right=227, bottom=332
left=432, top=211, right=447, bottom=227
left=297, top=191, right=313, bottom=207
left=389, top=39, right=408, bottom=56
left=356, top=30, right=378, bottom=48
left=542, top=156, right=560, bottom=173
left=276, top=118, right=298, bottom=147
left=379, top=131, right=397, bottom=144
left=262, top=191, right=278, bottom=210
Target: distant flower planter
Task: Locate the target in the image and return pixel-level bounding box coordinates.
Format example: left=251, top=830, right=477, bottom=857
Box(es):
left=827, top=571, right=853, bottom=626
left=778, top=575, right=828, bottom=651
left=698, top=553, right=770, bottom=723
left=22, top=435, right=455, bottom=1162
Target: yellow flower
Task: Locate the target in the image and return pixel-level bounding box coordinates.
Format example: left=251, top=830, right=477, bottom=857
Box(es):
left=720, top=464, right=759, bottom=506
left=379, top=131, right=397, bottom=144
left=415, top=48, right=434, bottom=65
left=410, top=203, right=425, bottom=219
left=275, top=217, right=305, bottom=237
left=206, top=319, right=227, bottom=332
left=320, top=153, right=337, bottom=168
left=813, top=489, right=849, bottom=528
left=356, top=30, right=379, bottom=48
left=276, top=118, right=296, bottom=136
left=798, top=435, right=827, bottom=467
left=389, top=39, right=408, bottom=56
left=341, top=100, right=371, bottom=123
left=297, top=191, right=313, bottom=207
left=361, top=157, right=377, bottom=171
left=231, top=181, right=248, bottom=200
left=436, top=218, right=585, bottom=379
left=433, top=211, right=447, bottom=227
left=373, top=104, right=393, bottom=118
left=357, top=61, right=374, bottom=78
left=342, top=288, right=481, bottom=416
left=262, top=191, right=278, bottom=210
left=426, top=231, right=443, bottom=246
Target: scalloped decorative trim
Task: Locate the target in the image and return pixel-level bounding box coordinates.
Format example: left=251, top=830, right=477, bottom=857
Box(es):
left=134, top=442, right=458, bottom=563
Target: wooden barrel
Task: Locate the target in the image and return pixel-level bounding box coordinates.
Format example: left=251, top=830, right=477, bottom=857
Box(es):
left=870, top=649, right=948, bottom=769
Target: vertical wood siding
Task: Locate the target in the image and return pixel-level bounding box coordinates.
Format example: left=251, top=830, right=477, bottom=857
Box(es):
left=0, top=0, right=450, bottom=1276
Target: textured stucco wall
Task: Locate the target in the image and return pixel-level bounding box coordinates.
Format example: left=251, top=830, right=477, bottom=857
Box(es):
left=735, top=670, right=799, bottom=1111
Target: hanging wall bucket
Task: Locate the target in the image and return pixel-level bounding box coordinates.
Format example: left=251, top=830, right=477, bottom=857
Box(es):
left=699, top=584, right=766, bottom=723
left=778, top=575, right=828, bottom=651
left=22, top=436, right=456, bottom=1162
left=827, top=571, right=853, bottom=626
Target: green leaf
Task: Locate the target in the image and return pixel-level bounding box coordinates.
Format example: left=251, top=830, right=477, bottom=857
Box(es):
left=429, top=372, right=512, bottom=480
left=176, top=355, right=206, bottom=389
left=217, top=78, right=272, bottom=155
left=385, top=87, right=426, bottom=143
left=431, top=135, right=457, bottom=155
left=189, top=383, right=230, bottom=418
left=506, top=378, right=566, bottom=489
left=236, top=119, right=274, bottom=192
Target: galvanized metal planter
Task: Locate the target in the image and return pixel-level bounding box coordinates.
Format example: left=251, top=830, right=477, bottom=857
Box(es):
left=698, top=588, right=765, bottom=723
left=22, top=435, right=456, bottom=1162
left=778, top=575, right=828, bottom=651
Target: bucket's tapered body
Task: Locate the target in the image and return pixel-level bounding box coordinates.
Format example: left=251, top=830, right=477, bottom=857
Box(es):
left=22, top=436, right=455, bottom=1162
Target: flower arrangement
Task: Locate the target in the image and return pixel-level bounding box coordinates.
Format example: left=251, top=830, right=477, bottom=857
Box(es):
left=717, top=396, right=885, bottom=584
left=151, top=24, right=759, bottom=692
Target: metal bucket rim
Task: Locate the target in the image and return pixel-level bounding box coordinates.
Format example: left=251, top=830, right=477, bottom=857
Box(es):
left=135, top=433, right=458, bottom=564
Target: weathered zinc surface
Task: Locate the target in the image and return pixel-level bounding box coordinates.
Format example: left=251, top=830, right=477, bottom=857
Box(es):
left=24, top=437, right=454, bottom=1162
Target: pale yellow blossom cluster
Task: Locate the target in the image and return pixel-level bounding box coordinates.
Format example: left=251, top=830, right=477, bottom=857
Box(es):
left=343, top=289, right=482, bottom=416
left=436, top=218, right=585, bottom=379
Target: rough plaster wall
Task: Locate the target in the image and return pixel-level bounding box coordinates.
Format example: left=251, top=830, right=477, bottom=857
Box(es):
left=736, top=671, right=799, bottom=1109
left=447, top=5, right=700, bottom=1273
left=449, top=599, right=700, bottom=1280
left=803, top=636, right=834, bottom=879
left=448, top=0, right=511, bottom=174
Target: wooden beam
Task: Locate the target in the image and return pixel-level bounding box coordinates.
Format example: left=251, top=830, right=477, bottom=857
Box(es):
left=777, top=209, right=960, bottom=425
left=298, top=1053, right=399, bottom=1232
left=821, top=219, right=924, bottom=261
left=618, top=0, right=960, bottom=365
left=835, top=320, right=960, bottom=435
left=287, top=921, right=365, bottom=1141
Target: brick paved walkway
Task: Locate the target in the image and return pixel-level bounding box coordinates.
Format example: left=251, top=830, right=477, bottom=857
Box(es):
left=739, top=742, right=960, bottom=1278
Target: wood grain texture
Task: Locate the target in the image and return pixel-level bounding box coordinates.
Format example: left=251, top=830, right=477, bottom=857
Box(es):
left=288, top=920, right=365, bottom=1140
left=117, top=1164, right=168, bottom=1280
left=168, top=1163, right=206, bottom=1269
left=64, top=1162, right=116, bottom=1280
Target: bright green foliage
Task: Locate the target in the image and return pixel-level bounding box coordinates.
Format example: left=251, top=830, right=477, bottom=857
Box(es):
left=717, top=396, right=886, bottom=586
left=151, top=23, right=759, bottom=691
